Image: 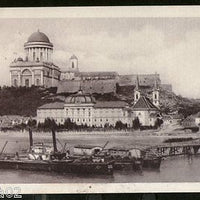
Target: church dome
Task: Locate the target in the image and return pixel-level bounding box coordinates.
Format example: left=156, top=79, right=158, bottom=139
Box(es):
left=65, top=90, right=95, bottom=104
left=27, top=30, right=50, bottom=43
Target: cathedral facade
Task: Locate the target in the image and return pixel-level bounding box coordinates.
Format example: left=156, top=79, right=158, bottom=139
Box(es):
left=9, top=31, right=61, bottom=88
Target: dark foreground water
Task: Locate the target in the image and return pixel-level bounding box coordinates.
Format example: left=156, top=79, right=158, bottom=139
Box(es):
left=0, top=156, right=200, bottom=183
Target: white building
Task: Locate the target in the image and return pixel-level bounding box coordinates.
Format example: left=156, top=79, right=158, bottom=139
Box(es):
left=132, top=76, right=161, bottom=126
left=37, top=90, right=132, bottom=127
left=132, top=95, right=161, bottom=126
left=10, top=30, right=61, bottom=87
left=37, top=102, right=65, bottom=124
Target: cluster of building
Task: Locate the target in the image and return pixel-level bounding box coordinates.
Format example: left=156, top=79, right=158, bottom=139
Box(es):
left=37, top=77, right=161, bottom=127
left=9, top=30, right=164, bottom=128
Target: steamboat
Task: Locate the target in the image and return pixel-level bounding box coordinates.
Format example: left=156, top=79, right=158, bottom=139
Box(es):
left=0, top=129, right=114, bottom=175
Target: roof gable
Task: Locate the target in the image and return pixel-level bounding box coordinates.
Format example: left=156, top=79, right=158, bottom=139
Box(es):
left=133, top=96, right=158, bottom=111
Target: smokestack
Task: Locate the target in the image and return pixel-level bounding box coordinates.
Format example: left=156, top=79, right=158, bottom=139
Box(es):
left=28, top=128, right=33, bottom=148
left=52, top=129, right=57, bottom=152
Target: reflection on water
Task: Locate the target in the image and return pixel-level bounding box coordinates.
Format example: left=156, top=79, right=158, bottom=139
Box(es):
left=1, top=155, right=200, bottom=183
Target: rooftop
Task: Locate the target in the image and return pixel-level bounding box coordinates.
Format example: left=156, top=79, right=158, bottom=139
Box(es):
left=94, top=101, right=128, bottom=108
left=74, top=144, right=102, bottom=149
left=27, top=30, right=51, bottom=43
left=38, top=102, right=64, bottom=109
left=133, top=95, right=158, bottom=111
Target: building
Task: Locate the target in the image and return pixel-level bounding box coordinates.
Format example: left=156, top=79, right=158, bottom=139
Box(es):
left=37, top=76, right=162, bottom=128
left=132, top=76, right=161, bottom=126
left=37, top=102, right=65, bottom=124
left=37, top=90, right=132, bottom=127
left=10, top=30, right=61, bottom=87
left=193, top=112, right=200, bottom=126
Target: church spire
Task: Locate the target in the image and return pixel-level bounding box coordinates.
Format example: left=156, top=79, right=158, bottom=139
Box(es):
left=135, top=75, right=140, bottom=91
left=152, top=78, right=160, bottom=108
left=153, top=78, right=159, bottom=91
left=134, top=75, right=141, bottom=105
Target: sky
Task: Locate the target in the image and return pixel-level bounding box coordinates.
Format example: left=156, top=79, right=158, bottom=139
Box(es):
left=1, top=18, right=200, bottom=98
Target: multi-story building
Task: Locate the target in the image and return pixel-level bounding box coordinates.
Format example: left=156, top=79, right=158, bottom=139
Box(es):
left=37, top=90, right=132, bottom=127
left=10, top=30, right=61, bottom=87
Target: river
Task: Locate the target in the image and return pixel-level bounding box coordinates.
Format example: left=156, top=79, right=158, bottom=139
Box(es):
left=0, top=131, right=200, bottom=183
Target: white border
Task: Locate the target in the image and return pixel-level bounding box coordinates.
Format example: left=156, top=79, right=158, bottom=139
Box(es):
left=0, top=6, right=200, bottom=18
left=1, top=6, right=200, bottom=193
left=2, top=183, right=200, bottom=193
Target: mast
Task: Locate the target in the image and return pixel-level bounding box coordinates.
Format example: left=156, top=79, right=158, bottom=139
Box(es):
left=28, top=128, right=33, bottom=148
left=52, top=129, right=57, bottom=152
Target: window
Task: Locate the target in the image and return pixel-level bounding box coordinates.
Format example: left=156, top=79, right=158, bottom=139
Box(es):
left=36, top=79, right=40, bottom=86
left=154, top=94, right=157, bottom=99
left=72, top=62, right=74, bottom=68
left=40, top=52, right=43, bottom=61
left=14, top=79, right=18, bottom=87
left=25, top=79, right=29, bottom=87
left=33, top=52, right=36, bottom=61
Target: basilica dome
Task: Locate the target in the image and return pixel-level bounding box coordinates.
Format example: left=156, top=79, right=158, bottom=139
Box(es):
left=65, top=90, right=95, bottom=104
left=27, top=30, right=50, bottom=43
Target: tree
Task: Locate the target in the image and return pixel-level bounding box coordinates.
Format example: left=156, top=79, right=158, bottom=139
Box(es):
left=132, top=117, right=140, bottom=130
left=43, top=118, right=58, bottom=130
left=154, top=118, right=163, bottom=129
left=115, top=120, right=127, bottom=130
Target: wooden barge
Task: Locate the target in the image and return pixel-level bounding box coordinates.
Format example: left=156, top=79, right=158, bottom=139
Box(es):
left=106, top=146, right=161, bottom=170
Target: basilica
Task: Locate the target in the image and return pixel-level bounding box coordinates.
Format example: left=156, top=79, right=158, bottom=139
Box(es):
left=9, top=30, right=61, bottom=87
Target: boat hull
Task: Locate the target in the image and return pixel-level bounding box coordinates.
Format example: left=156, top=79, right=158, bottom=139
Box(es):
left=0, top=159, right=114, bottom=175
left=142, top=158, right=162, bottom=169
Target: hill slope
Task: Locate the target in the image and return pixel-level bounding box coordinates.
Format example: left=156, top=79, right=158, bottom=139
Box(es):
left=0, top=85, right=199, bottom=118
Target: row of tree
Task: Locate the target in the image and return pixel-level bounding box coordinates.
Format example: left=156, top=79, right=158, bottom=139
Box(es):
left=19, top=117, right=162, bottom=132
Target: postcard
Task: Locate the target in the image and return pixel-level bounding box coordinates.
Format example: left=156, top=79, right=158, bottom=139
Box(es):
left=0, top=6, right=200, bottom=194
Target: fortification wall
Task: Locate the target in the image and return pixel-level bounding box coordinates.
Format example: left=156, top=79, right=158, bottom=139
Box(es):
left=118, top=74, right=161, bottom=87
left=57, top=79, right=116, bottom=94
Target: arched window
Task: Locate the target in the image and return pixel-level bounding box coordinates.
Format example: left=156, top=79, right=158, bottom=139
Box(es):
left=25, top=79, right=29, bottom=87
left=136, top=94, right=138, bottom=99
left=36, top=79, right=40, bottom=86
left=72, top=62, right=74, bottom=69
left=154, top=93, right=157, bottom=99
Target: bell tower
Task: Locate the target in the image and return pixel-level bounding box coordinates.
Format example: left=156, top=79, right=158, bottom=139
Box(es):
left=152, top=79, right=160, bottom=107
left=69, top=55, right=79, bottom=72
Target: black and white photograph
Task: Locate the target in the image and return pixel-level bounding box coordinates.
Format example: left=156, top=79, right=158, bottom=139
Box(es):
left=1, top=6, right=200, bottom=193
